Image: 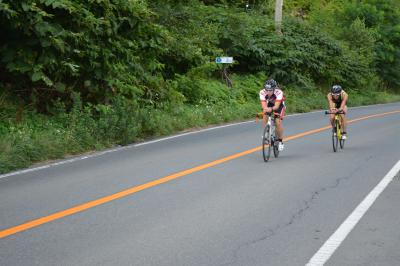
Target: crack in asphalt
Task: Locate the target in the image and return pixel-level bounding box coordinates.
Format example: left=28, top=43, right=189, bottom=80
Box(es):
left=218, top=156, right=374, bottom=266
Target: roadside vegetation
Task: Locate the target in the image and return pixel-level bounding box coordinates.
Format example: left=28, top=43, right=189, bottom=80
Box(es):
left=1, top=0, right=400, bottom=173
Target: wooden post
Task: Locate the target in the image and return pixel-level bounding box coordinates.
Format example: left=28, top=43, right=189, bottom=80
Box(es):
left=275, top=0, right=283, bottom=34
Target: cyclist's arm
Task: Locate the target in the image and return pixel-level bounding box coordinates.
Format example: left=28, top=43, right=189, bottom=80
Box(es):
left=339, top=92, right=348, bottom=111
left=259, top=90, right=269, bottom=113
left=327, top=94, right=336, bottom=110
left=261, top=100, right=268, bottom=113
left=271, top=100, right=281, bottom=112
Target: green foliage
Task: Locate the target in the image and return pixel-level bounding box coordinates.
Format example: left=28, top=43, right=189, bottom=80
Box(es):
left=0, top=0, right=168, bottom=109
left=304, top=0, right=400, bottom=89
left=149, top=2, right=222, bottom=78
left=1, top=0, right=398, bottom=109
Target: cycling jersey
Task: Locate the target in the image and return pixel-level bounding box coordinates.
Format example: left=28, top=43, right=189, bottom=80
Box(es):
left=259, top=88, right=286, bottom=119
left=259, top=88, right=285, bottom=103
left=328, top=90, right=348, bottom=108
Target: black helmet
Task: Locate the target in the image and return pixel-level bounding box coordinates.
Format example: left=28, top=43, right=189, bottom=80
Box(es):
left=331, top=85, right=342, bottom=94
left=264, top=79, right=277, bottom=90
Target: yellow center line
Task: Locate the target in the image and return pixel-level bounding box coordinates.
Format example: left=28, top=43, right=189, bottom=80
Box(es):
left=1, top=109, right=399, bottom=239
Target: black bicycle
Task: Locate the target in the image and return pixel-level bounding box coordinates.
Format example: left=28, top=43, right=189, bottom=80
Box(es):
left=325, top=110, right=345, bottom=152
left=262, top=113, right=280, bottom=162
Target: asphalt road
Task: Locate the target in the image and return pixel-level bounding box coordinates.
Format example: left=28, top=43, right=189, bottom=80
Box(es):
left=1, top=102, right=400, bottom=266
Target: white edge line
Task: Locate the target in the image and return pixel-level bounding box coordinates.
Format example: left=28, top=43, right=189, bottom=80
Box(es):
left=133, top=120, right=252, bottom=147
left=306, top=159, right=400, bottom=266
left=0, top=120, right=251, bottom=179
left=1, top=103, right=399, bottom=179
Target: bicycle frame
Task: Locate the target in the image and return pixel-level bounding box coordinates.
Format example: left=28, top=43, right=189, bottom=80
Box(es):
left=334, top=114, right=342, bottom=139
left=268, top=116, right=274, bottom=132
left=325, top=110, right=345, bottom=152
left=262, top=113, right=279, bottom=162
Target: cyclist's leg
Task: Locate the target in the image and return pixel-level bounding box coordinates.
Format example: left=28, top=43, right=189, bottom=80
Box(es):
left=273, top=116, right=284, bottom=151
left=274, top=104, right=285, bottom=140
left=330, top=102, right=340, bottom=128
left=274, top=105, right=285, bottom=151
left=329, top=114, right=335, bottom=128
left=340, top=106, right=348, bottom=137
left=275, top=116, right=283, bottom=139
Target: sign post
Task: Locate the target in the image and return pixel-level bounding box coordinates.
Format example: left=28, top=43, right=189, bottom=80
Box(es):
left=215, top=57, right=234, bottom=87
left=215, top=57, right=234, bottom=64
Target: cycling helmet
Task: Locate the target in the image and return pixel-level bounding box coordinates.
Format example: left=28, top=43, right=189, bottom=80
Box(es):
left=331, top=85, right=342, bottom=94
left=264, top=79, right=277, bottom=91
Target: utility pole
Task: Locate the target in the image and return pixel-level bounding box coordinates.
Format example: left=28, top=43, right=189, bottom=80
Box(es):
left=275, top=0, right=283, bottom=34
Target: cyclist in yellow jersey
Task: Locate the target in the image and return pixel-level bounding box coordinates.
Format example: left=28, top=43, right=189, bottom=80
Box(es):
left=327, top=85, right=348, bottom=139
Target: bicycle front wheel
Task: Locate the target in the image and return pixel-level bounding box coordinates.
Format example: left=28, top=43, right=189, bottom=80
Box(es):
left=339, top=124, right=345, bottom=149
left=273, top=135, right=279, bottom=158
left=262, top=125, right=272, bottom=162
left=332, top=127, right=338, bottom=152
left=339, top=135, right=345, bottom=149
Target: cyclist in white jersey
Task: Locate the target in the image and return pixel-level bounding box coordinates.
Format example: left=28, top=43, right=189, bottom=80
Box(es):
left=259, top=79, right=286, bottom=151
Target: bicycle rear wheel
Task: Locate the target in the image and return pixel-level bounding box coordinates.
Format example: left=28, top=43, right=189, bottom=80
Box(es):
left=262, top=124, right=272, bottom=162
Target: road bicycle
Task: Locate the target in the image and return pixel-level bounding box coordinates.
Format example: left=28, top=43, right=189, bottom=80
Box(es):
left=325, top=110, right=345, bottom=152
left=259, top=112, right=280, bottom=162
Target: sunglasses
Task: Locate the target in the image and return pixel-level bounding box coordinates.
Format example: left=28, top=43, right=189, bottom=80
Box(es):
left=332, top=93, right=340, bottom=96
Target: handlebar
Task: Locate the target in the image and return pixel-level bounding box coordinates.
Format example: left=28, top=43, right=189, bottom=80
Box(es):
left=256, top=112, right=273, bottom=117
left=325, top=110, right=345, bottom=115
left=255, top=112, right=274, bottom=123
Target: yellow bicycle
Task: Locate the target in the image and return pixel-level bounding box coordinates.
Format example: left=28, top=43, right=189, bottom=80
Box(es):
left=325, top=110, right=345, bottom=152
